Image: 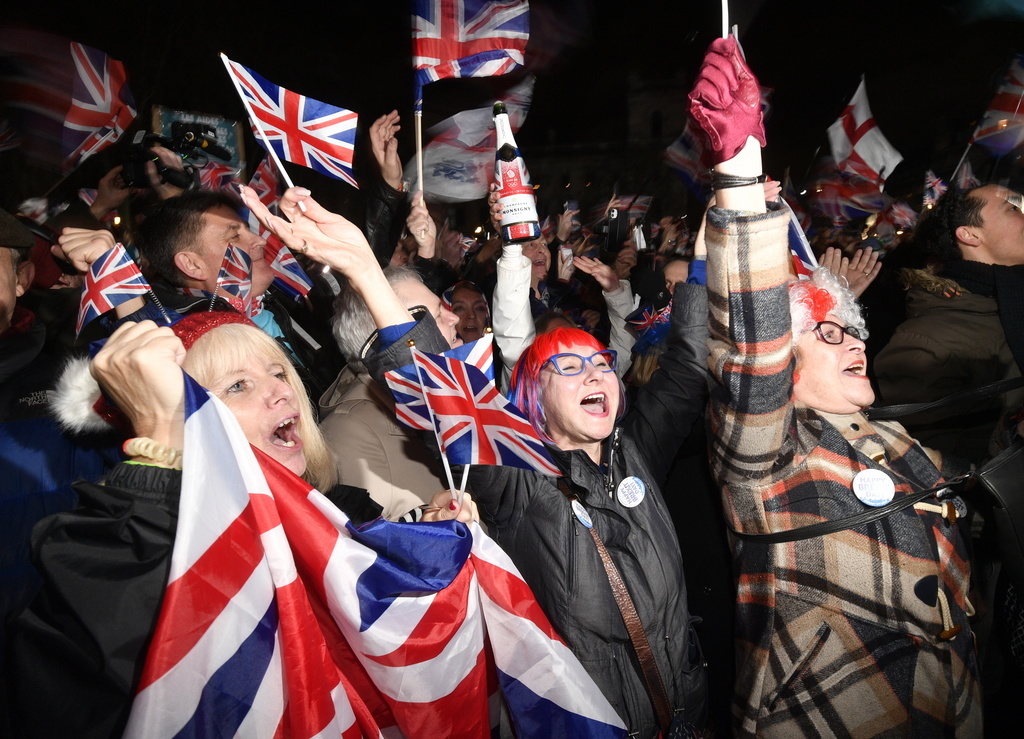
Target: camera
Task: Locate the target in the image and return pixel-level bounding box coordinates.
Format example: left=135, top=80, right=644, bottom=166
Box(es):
left=120, top=122, right=231, bottom=190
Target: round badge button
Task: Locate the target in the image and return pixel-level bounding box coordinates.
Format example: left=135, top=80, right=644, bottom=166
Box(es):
left=571, top=499, right=593, bottom=528
left=616, top=476, right=647, bottom=508
left=852, top=469, right=896, bottom=507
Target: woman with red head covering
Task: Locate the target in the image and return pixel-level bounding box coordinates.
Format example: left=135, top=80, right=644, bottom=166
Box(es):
left=691, top=36, right=980, bottom=736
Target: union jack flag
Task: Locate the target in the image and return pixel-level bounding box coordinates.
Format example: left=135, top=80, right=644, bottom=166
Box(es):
left=810, top=170, right=887, bottom=226
left=664, top=118, right=712, bottom=199
left=76, top=242, right=150, bottom=334
left=626, top=302, right=671, bottom=336
left=0, top=27, right=75, bottom=168
left=386, top=334, right=495, bottom=430
left=971, top=53, right=1024, bottom=155
left=248, top=156, right=281, bottom=211
left=198, top=161, right=240, bottom=191
left=408, top=343, right=561, bottom=475
left=827, top=77, right=903, bottom=188
left=123, top=374, right=626, bottom=738
left=412, top=0, right=530, bottom=112
left=923, top=170, right=947, bottom=209
left=955, top=158, right=981, bottom=190
left=263, top=235, right=313, bottom=299
left=62, top=41, right=136, bottom=168
left=223, top=57, right=358, bottom=187
left=216, top=245, right=252, bottom=315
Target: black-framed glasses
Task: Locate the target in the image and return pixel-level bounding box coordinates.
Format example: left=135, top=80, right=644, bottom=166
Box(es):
left=544, top=350, right=618, bottom=376
left=813, top=320, right=868, bottom=345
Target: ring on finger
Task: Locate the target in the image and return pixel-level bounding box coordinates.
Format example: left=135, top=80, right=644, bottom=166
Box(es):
left=298, top=240, right=309, bottom=255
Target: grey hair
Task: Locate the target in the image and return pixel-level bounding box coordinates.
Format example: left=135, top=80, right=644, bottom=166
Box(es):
left=331, top=265, right=422, bottom=368
left=788, top=266, right=866, bottom=346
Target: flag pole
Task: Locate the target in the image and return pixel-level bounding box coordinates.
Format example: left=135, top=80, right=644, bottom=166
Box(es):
left=415, top=112, right=425, bottom=194
left=951, top=142, right=972, bottom=184
left=219, top=54, right=305, bottom=212
left=721, top=0, right=729, bottom=37
left=457, top=463, right=470, bottom=507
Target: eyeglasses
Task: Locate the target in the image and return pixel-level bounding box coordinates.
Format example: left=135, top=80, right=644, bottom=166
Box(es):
left=813, top=320, right=868, bottom=345
left=544, top=350, right=618, bottom=376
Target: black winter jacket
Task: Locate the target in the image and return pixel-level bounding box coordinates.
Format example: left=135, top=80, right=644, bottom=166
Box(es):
left=364, top=284, right=711, bottom=736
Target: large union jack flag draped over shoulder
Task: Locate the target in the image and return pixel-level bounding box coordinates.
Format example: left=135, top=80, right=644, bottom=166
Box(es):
left=407, top=343, right=561, bottom=476
left=412, top=0, right=530, bottom=112
left=62, top=42, right=136, bottom=168
left=827, top=77, right=903, bottom=190
left=124, top=374, right=625, bottom=738
left=223, top=57, right=358, bottom=187
left=76, top=242, right=150, bottom=335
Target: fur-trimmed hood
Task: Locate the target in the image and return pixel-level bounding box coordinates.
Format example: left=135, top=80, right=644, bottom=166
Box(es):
left=897, top=267, right=964, bottom=297
left=51, top=355, right=115, bottom=435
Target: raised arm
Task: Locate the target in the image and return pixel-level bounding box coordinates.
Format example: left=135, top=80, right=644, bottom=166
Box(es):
left=690, top=37, right=795, bottom=482
left=242, top=185, right=411, bottom=331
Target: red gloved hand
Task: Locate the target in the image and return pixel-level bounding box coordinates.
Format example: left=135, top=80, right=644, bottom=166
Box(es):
left=687, top=36, right=766, bottom=163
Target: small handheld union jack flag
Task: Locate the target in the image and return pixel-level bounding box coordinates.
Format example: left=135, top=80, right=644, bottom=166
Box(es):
left=386, top=334, right=495, bottom=431
left=248, top=157, right=281, bottom=212
left=62, top=41, right=137, bottom=168
left=198, top=161, right=240, bottom=192
left=923, top=170, right=948, bottom=209
left=412, top=0, right=530, bottom=112
left=76, top=243, right=150, bottom=335
left=216, top=245, right=252, bottom=315
left=397, top=338, right=560, bottom=476
left=263, top=235, right=313, bottom=300
left=222, top=56, right=358, bottom=188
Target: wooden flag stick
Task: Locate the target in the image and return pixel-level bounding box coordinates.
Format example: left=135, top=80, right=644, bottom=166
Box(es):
left=415, top=111, right=425, bottom=194
left=457, top=463, right=470, bottom=506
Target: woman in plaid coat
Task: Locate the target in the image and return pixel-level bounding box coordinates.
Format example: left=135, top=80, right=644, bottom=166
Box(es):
left=691, top=39, right=982, bottom=736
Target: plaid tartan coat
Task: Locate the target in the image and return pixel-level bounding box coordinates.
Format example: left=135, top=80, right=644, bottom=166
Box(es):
left=704, top=206, right=982, bottom=737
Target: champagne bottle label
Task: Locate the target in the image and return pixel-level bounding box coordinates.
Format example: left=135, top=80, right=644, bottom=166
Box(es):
left=494, top=102, right=540, bottom=243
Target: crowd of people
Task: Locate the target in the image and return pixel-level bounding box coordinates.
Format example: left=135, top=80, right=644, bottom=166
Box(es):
left=2, top=34, right=1023, bottom=738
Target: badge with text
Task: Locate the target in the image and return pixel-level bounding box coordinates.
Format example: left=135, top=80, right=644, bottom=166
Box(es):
left=571, top=499, right=593, bottom=528
left=616, top=476, right=647, bottom=508
left=852, top=469, right=896, bottom=507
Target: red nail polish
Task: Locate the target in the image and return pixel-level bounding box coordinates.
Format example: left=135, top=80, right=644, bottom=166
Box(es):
left=449, top=501, right=458, bottom=511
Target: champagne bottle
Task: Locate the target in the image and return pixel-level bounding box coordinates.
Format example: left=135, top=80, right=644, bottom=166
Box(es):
left=493, top=101, right=540, bottom=243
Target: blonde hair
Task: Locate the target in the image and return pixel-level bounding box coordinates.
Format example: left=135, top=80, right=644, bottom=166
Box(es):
left=183, top=323, right=338, bottom=491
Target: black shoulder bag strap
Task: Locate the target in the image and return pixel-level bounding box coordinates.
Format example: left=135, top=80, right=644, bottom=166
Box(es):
left=726, top=477, right=970, bottom=544
left=556, top=478, right=675, bottom=734
left=866, top=376, right=1024, bottom=421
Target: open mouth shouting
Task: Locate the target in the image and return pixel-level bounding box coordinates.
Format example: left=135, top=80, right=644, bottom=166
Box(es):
left=580, top=392, right=609, bottom=415
left=272, top=415, right=303, bottom=450
left=843, top=359, right=867, bottom=378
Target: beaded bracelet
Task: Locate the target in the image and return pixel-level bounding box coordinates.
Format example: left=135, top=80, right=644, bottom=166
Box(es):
left=710, top=172, right=768, bottom=190
left=123, top=437, right=183, bottom=470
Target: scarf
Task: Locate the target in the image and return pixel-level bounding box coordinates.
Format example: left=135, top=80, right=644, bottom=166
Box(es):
left=943, top=259, right=1024, bottom=372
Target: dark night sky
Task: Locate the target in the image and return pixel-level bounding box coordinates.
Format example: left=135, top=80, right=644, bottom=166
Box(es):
left=5, top=0, right=1024, bottom=207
